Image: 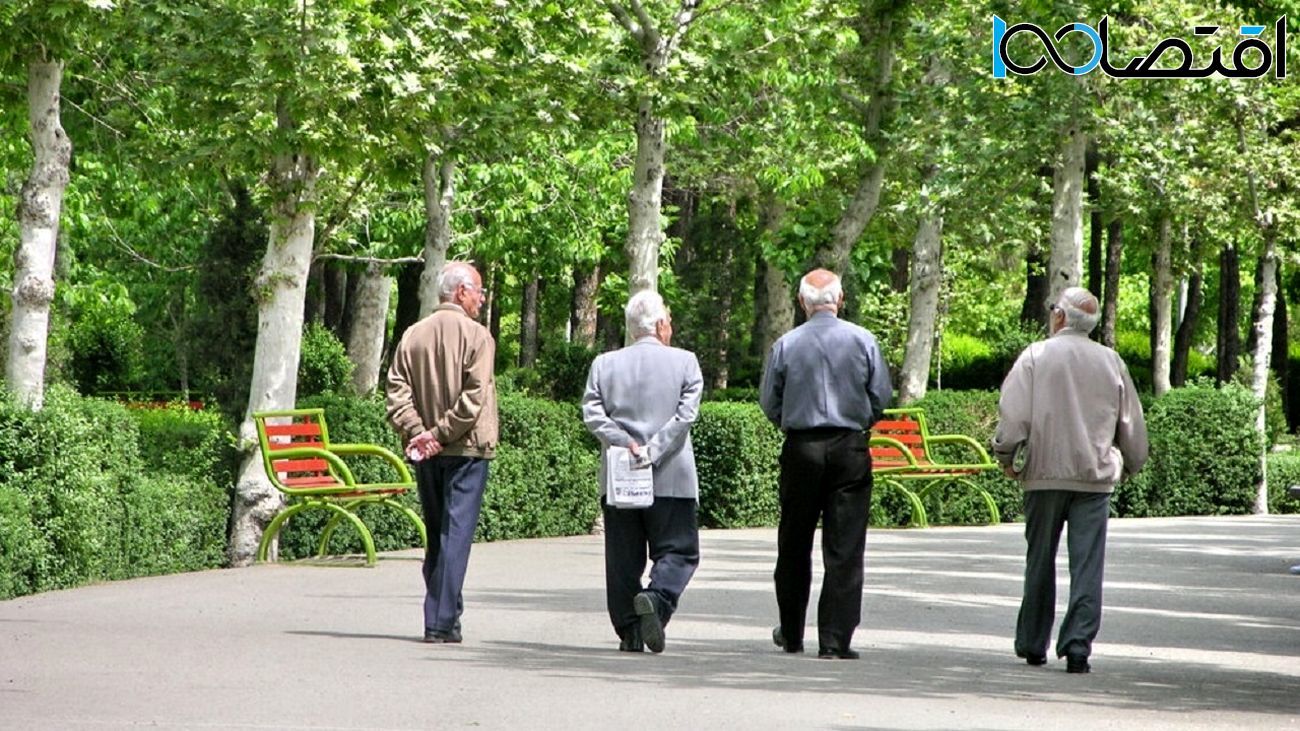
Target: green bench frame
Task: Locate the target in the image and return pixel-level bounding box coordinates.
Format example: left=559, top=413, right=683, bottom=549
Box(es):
left=869, top=407, right=1001, bottom=528
left=253, top=408, right=427, bottom=566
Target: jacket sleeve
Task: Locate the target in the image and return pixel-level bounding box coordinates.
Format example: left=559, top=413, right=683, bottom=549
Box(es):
left=645, top=354, right=704, bottom=466
left=385, top=335, right=426, bottom=441
left=581, top=355, right=633, bottom=447
left=991, top=348, right=1034, bottom=467
left=758, top=341, right=784, bottom=427
left=1115, top=358, right=1149, bottom=478
left=431, top=333, right=495, bottom=445
left=865, top=336, right=893, bottom=425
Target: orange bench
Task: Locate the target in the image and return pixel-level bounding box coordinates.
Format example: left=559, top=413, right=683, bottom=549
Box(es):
left=869, top=408, right=1001, bottom=527
left=253, top=408, right=426, bottom=565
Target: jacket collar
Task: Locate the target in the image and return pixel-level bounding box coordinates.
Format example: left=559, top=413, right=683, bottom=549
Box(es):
left=633, top=335, right=663, bottom=346
left=434, top=302, right=468, bottom=316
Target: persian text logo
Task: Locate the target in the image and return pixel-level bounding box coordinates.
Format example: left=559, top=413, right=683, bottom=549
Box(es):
left=992, top=16, right=1287, bottom=79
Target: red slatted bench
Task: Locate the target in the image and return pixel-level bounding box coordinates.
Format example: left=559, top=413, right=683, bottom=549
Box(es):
left=253, top=408, right=426, bottom=566
left=869, top=408, right=1001, bottom=527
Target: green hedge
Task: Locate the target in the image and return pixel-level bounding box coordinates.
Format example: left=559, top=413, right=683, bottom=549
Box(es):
left=0, top=387, right=230, bottom=599
left=694, top=402, right=782, bottom=527
left=1118, top=383, right=1262, bottom=517
left=1267, top=451, right=1300, bottom=514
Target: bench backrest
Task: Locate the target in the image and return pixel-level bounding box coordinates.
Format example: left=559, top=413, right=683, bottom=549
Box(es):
left=869, top=409, right=932, bottom=468
left=253, top=409, right=342, bottom=489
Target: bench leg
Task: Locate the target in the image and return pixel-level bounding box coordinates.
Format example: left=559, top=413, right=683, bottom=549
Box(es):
left=258, top=501, right=315, bottom=563
left=877, top=479, right=928, bottom=528
left=314, top=501, right=378, bottom=566
left=380, top=497, right=428, bottom=548
left=916, top=479, right=1002, bottom=526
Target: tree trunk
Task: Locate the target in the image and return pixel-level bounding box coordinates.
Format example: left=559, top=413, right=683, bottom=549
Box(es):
left=1019, top=241, right=1049, bottom=329
left=890, top=247, right=910, bottom=293
left=230, top=140, right=319, bottom=567
left=7, top=58, right=71, bottom=410
left=488, top=264, right=502, bottom=345
left=756, top=198, right=794, bottom=367
left=708, top=217, right=737, bottom=390
left=1086, top=142, right=1102, bottom=300
left=384, top=260, right=422, bottom=379
left=345, top=263, right=391, bottom=395
left=304, top=261, right=326, bottom=324
left=1250, top=244, right=1279, bottom=513
left=570, top=263, right=599, bottom=348
left=1171, top=270, right=1203, bottom=387
left=323, top=263, right=348, bottom=338
left=1150, top=216, right=1174, bottom=396
left=1217, top=243, right=1242, bottom=383
left=418, top=153, right=455, bottom=317
left=1048, top=125, right=1087, bottom=310
left=898, top=186, right=943, bottom=404
left=816, top=4, right=900, bottom=277
left=1100, top=217, right=1123, bottom=348
left=1273, top=264, right=1290, bottom=430
left=519, top=275, right=540, bottom=367
left=626, top=95, right=666, bottom=297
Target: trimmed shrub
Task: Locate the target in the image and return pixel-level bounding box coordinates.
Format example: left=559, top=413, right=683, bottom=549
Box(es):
left=0, top=387, right=231, bottom=599
left=297, top=323, right=354, bottom=397
left=705, top=386, right=760, bottom=403
left=534, top=342, right=598, bottom=402
left=694, top=402, right=782, bottom=528
left=1139, top=383, right=1262, bottom=516
left=480, top=393, right=600, bottom=540
left=1266, top=451, right=1300, bottom=514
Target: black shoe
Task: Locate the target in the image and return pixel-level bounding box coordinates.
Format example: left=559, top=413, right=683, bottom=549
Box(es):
left=423, top=628, right=463, bottom=644
left=1066, top=654, right=1091, bottom=674
left=634, top=592, right=665, bottom=654
left=1016, top=649, right=1047, bottom=666
left=619, top=626, right=644, bottom=653
left=772, top=625, right=803, bottom=654
left=817, top=647, right=860, bottom=660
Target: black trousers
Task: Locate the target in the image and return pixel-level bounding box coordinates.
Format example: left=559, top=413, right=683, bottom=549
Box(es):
left=602, top=497, right=700, bottom=638
left=774, top=429, right=872, bottom=652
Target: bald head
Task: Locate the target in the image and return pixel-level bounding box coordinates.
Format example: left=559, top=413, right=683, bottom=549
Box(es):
left=1054, top=286, right=1099, bottom=334
left=799, top=268, right=843, bottom=315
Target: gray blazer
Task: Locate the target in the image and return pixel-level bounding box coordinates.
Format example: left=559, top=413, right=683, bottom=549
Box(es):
left=581, top=336, right=704, bottom=500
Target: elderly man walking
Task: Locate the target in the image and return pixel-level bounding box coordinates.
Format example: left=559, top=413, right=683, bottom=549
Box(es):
left=386, top=261, right=497, bottom=644
left=760, top=269, right=893, bottom=660
left=993, top=286, right=1148, bottom=673
left=582, top=291, right=704, bottom=654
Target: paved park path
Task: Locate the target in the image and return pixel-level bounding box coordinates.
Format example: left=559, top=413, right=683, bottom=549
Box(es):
left=2, top=515, right=1298, bottom=730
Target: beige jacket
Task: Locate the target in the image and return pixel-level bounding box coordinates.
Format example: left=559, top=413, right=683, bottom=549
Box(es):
left=992, top=329, right=1148, bottom=493
left=386, top=304, right=498, bottom=459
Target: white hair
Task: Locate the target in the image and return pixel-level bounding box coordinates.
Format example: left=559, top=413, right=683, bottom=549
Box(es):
left=437, top=263, right=476, bottom=302
left=1057, top=286, right=1100, bottom=334
left=799, top=272, right=842, bottom=309
left=625, top=290, right=668, bottom=338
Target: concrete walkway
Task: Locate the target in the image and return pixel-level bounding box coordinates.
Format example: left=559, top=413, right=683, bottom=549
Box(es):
left=2, top=515, right=1299, bottom=730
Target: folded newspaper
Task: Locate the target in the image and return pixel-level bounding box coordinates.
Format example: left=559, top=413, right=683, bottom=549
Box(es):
left=605, top=446, right=654, bottom=508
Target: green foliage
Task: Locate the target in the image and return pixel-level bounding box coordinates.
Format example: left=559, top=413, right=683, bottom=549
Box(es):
left=1123, top=383, right=1263, bottom=517
left=1266, top=451, right=1300, bottom=514
left=693, top=402, right=782, bottom=528
left=479, top=393, right=600, bottom=540
left=0, top=386, right=228, bottom=599
left=533, top=342, right=598, bottom=402
left=297, top=323, right=354, bottom=398
left=131, top=405, right=239, bottom=489
left=705, top=386, right=760, bottom=403
left=63, top=281, right=146, bottom=395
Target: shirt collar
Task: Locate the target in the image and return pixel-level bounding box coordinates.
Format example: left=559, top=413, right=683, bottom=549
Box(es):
left=809, top=310, right=839, bottom=322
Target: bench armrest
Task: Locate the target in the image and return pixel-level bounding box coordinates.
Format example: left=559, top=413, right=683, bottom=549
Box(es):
left=926, top=434, right=996, bottom=469
left=869, top=435, right=921, bottom=468
left=262, top=445, right=359, bottom=492
left=330, top=443, right=415, bottom=485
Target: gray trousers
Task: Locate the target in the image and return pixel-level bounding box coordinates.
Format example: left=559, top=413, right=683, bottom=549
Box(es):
left=1016, top=490, right=1110, bottom=660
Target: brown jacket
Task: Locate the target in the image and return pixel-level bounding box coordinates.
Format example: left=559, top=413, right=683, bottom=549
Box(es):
left=386, top=303, right=498, bottom=459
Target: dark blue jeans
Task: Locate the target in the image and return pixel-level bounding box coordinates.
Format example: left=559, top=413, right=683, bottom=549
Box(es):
left=416, top=456, right=490, bottom=634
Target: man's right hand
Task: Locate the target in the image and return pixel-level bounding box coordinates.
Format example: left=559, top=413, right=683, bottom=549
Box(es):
left=406, top=431, right=443, bottom=461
